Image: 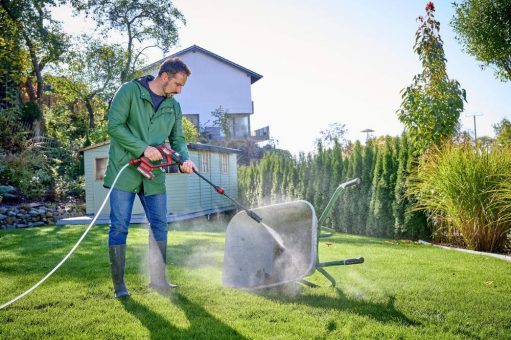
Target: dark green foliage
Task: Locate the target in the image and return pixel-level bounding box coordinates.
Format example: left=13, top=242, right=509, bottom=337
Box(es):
left=20, top=101, right=42, bottom=123
left=238, top=136, right=413, bottom=238
left=328, top=141, right=344, bottom=230
left=0, top=185, right=18, bottom=202
left=452, top=0, right=511, bottom=82
left=367, top=137, right=399, bottom=238
left=393, top=134, right=430, bottom=240
left=393, top=133, right=410, bottom=237
left=0, top=145, right=83, bottom=201
left=1, top=0, right=72, bottom=137
left=493, top=118, right=511, bottom=147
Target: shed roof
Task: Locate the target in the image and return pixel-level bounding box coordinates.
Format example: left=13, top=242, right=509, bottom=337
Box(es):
left=141, top=44, right=263, bottom=84
left=79, top=141, right=240, bottom=154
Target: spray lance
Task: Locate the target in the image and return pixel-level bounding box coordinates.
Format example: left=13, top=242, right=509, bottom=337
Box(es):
left=133, top=144, right=285, bottom=249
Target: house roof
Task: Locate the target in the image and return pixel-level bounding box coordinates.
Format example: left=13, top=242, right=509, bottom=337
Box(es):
left=79, top=141, right=240, bottom=154
left=141, top=44, right=263, bottom=84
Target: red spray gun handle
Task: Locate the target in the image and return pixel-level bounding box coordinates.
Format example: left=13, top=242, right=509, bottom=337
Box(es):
left=129, top=144, right=176, bottom=179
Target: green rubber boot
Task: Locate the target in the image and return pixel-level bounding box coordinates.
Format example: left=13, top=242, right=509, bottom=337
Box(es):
left=148, top=237, right=178, bottom=292
left=109, top=245, right=130, bottom=298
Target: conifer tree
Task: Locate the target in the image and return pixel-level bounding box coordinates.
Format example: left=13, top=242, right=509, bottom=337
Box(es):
left=358, top=140, right=376, bottom=234
left=393, top=133, right=410, bottom=236
left=403, top=143, right=429, bottom=239
left=348, top=141, right=364, bottom=233
left=329, top=141, right=344, bottom=229
left=367, top=141, right=383, bottom=235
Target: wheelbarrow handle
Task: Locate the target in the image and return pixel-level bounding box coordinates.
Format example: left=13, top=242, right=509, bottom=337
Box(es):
left=341, top=178, right=361, bottom=189
left=318, top=178, right=361, bottom=226
left=317, top=257, right=365, bottom=267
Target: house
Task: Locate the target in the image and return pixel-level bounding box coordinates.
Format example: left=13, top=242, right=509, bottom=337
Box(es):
left=77, top=141, right=240, bottom=223
left=141, top=45, right=268, bottom=141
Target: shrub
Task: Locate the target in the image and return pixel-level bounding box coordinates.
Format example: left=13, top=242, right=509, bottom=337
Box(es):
left=0, top=185, right=18, bottom=203
left=0, top=145, right=83, bottom=202
left=409, top=143, right=511, bottom=252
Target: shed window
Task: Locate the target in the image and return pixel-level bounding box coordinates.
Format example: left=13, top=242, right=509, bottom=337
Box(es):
left=199, top=152, right=210, bottom=173
left=221, top=154, right=229, bottom=174
left=96, top=158, right=108, bottom=180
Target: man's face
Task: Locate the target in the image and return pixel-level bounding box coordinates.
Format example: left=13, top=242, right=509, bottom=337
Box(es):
left=162, top=71, right=188, bottom=97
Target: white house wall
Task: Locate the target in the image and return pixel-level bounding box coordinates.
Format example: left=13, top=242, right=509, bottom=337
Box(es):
left=148, top=50, right=254, bottom=125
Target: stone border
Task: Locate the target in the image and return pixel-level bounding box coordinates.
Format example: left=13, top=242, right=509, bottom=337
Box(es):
left=0, top=202, right=84, bottom=230
left=418, top=240, right=511, bottom=262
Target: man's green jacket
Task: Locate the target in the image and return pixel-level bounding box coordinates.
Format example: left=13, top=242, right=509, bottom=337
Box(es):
left=103, top=79, right=190, bottom=195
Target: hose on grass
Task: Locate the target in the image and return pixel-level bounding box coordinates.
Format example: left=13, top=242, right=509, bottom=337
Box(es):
left=0, top=163, right=130, bottom=310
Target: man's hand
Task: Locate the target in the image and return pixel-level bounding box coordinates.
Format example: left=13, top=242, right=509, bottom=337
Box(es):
left=179, top=160, right=197, bottom=174
left=144, top=146, right=163, bottom=161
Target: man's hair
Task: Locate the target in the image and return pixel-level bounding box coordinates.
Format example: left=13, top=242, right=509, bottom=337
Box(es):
left=158, top=57, right=191, bottom=77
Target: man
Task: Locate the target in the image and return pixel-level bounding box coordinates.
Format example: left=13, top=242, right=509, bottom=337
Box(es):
left=103, top=57, right=197, bottom=298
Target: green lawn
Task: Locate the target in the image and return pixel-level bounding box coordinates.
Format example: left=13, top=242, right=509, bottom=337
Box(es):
left=1, top=221, right=510, bottom=339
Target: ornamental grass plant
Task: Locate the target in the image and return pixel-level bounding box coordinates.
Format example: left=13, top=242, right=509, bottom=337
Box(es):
left=409, top=142, right=511, bottom=252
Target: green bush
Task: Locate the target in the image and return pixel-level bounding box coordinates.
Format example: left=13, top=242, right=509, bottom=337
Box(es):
left=0, top=145, right=83, bottom=201
left=20, top=101, right=42, bottom=123
left=409, top=143, right=511, bottom=252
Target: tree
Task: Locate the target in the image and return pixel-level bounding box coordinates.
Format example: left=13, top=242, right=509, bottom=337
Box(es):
left=0, top=7, right=31, bottom=153
left=398, top=2, right=466, bottom=155
left=74, top=0, right=186, bottom=82
left=48, top=36, right=125, bottom=132
left=393, top=133, right=410, bottom=237
left=182, top=117, right=199, bottom=143
left=452, top=0, right=511, bottom=82
left=211, top=106, right=231, bottom=140
left=1, top=0, right=71, bottom=137
left=315, top=122, right=348, bottom=149
left=493, top=118, right=511, bottom=147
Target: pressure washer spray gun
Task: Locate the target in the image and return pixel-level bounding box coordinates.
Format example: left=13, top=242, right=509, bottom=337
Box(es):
left=129, top=144, right=263, bottom=224
left=128, top=144, right=175, bottom=179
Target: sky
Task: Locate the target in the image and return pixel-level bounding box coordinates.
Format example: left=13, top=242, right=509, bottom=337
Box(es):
left=52, top=1, right=511, bottom=155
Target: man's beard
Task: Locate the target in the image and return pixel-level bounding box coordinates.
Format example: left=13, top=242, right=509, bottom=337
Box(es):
left=162, top=80, right=177, bottom=97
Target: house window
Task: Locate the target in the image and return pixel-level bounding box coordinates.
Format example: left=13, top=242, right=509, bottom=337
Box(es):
left=200, top=152, right=210, bottom=173
left=228, top=115, right=249, bottom=138
left=95, top=158, right=108, bottom=180
left=220, top=154, right=229, bottom=174
left=184, top=114, right=199, bottom=130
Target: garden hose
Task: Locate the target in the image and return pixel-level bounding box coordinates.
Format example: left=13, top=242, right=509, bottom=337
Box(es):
left=0, top=163, right=130, bottom=310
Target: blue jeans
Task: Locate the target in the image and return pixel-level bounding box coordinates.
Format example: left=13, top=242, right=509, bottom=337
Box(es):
left=108, top=188, right=168, bottom=246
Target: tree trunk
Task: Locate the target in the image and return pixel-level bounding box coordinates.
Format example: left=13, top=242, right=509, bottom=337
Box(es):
left=85, top=97, right=95, bottom=129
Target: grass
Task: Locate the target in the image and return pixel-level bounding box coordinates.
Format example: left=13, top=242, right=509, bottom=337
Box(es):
left=409, top=143, right=511, bottom=252
left=1, top=220, right=510, bottom=339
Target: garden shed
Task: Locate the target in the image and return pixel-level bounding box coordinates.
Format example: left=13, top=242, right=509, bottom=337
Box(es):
left=80, top=141, right=239, bottom=223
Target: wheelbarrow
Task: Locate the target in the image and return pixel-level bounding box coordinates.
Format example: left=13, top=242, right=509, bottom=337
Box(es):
left=223, top=178, right=364, bottom=289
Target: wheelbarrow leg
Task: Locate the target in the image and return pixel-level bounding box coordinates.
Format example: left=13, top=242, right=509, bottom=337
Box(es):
left=317, top=267, right=337, bottom=287
left=298, top=279, right=320, bottom=288
left=316, top=258, right=365, bottom=287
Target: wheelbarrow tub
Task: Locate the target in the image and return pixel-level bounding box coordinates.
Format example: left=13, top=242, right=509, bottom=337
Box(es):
left=223, top=200, right=317, bottom=289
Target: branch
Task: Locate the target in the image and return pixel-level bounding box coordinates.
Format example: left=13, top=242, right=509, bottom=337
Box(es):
left=133, top=44, right=157, bottom=66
